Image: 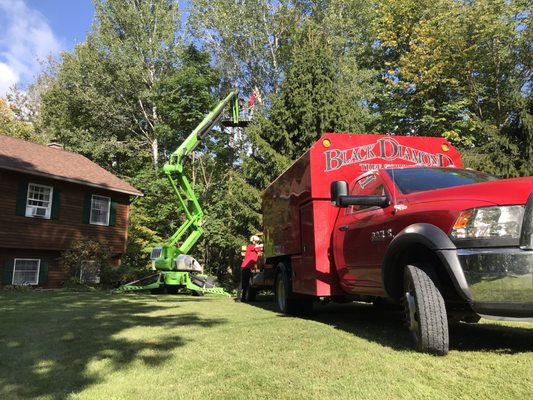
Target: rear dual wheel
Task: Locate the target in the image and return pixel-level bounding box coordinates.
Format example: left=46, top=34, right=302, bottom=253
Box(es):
left=403, top=264, right=449, bottom=355
left=275, top=265, right=313, bottom=315
left=275, top=271, right=290, bottom=313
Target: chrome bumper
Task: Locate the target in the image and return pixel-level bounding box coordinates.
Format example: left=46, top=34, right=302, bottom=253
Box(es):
left=457, top=248, right=533, bottom=319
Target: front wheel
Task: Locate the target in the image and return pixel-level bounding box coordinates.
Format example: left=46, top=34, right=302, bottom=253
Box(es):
left=403, top=264, right=449, bottom=355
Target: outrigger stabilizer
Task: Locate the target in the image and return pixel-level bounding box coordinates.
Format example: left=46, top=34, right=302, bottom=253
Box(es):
left=116, top=89, right=248, bottom=296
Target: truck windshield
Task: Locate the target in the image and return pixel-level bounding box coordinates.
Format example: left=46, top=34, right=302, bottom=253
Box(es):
left=386, top=168, right=498, bottom=194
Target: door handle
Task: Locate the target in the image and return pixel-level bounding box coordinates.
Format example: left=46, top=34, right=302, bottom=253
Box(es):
left=339, top=225, right=349, bottom=231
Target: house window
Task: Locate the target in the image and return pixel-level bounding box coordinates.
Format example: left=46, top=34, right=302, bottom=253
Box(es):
left=80, top=260, right=101, bottom=284
left=12, top=259, right=40, bottom=285
left=25, top=183, right=53, bottom=219
left=90, top=195, right=111, bottom=225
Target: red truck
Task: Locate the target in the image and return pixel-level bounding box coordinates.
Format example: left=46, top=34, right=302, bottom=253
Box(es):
left=249, top=133, right=533, bottom=355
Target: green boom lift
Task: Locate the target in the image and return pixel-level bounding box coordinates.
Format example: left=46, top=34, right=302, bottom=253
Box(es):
left=116, top=89, right=247, bottom=295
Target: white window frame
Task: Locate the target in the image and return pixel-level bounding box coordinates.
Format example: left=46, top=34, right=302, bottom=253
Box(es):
left=90, top=195, right=111, bottom=226
left=25, top=183, right=53, bottom=219
left=12, top=259, right=40, bottom=285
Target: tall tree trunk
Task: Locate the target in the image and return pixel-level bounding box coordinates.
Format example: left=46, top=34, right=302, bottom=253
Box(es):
left=151, top=138, right=159, bottom=169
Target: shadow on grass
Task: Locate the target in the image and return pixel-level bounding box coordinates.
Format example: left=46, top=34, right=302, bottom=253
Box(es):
left=0, top=291, right=226, bottom=399
left=449, top=322, right=533, bottom=353
left=247, top=295, right=533, bottom=354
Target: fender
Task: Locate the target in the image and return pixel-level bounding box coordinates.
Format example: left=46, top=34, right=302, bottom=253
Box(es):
left=382, top=223, right=472, bottom=301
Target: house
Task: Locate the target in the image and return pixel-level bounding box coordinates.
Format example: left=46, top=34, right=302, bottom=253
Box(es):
left=0, top=135, right=143, bottom=287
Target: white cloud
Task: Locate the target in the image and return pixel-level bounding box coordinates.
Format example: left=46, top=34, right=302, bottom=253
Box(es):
left=0, top=62, right=19, bottom=95
left=0, top=0, right=62, bottom=96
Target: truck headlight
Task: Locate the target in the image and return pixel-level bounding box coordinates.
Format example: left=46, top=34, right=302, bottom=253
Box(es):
left=451, top=205, right=524, bottom=239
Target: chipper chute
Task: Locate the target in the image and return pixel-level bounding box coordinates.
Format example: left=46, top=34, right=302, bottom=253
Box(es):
left=116, top=89, right=249, bottom=295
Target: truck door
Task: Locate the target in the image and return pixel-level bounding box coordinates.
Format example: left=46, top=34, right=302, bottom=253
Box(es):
left=333, top=173, right=394, bottom=295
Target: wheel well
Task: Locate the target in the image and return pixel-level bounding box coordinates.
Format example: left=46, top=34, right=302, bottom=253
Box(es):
left=384, top=243, right=458, bottom=302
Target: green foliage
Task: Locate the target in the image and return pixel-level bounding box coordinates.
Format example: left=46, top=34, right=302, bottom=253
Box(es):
left=188, top=0, right=301, bottom=95
left=245, top=17, right=378, bottom=187
left=0, top=97, right=35, bottom=140
left=200, top=168, right=262, bottom=279
left=156, top=45, right=219, bottom=151
left=374, top=0, right=532, bottom=176
left=374, top=0, right=477, bottom=139
left=121, top=210, right=163, bottom=272
left=60, top=237, right=112, bottom=283
left=39, top=0, right=181, bottom=173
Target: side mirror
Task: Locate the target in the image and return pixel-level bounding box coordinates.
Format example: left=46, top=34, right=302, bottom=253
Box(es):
left=330, top=180, right=390, bottom=209
left=331, top=181, right=349, bottom=207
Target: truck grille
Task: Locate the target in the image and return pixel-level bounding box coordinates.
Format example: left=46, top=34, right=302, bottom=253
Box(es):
left=520, top=192, right=533, bottom=249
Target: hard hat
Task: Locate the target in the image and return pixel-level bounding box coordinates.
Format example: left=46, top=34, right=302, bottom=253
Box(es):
left=250, top=235, right=260, bottom=243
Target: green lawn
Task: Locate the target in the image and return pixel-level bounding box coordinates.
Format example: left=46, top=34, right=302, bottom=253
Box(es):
left=0, top=291, right=531, bottom=400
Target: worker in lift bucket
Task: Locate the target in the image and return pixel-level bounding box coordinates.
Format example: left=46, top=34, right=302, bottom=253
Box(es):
left=236, top=235, right=263, bottom=302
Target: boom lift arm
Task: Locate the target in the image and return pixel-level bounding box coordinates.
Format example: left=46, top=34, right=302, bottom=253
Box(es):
left=116, top=89, right=242, bottom=294
left=154, top=89, right=240, bottom=271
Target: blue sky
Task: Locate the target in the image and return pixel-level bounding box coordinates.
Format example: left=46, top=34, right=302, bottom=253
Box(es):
left=0, top=0, right=95, bottom=95
left=0, top=0, right=188, bottom=96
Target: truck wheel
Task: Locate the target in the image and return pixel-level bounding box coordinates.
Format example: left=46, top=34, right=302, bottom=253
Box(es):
left=403, top=264, right=449, bottom=355
left=275, top=271, right=290, bottom=313
left=275, top=267, right=313, bottom=315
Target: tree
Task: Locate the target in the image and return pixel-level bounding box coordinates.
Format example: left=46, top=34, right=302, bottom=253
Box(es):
left=156, top=45, right=219, bottom=150
left=245, top=17, right=378, bottom=188
left=374, top=0, right=474, bottom=139
left=374, top=0, right=532, bottom=177
left=39, top=0, right=182, bottom=172
left=188, top=0, right=302, bottom=96
left=116, top=45, right=226, bottom=271
left=0, top=97, right=39, bottom=141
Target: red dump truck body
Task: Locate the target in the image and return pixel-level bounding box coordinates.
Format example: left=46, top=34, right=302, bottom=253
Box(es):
left=262, top=133, right=461, bottom=297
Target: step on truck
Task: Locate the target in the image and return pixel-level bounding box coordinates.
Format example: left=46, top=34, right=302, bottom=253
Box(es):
left=249, top=133, right=533, bottom=355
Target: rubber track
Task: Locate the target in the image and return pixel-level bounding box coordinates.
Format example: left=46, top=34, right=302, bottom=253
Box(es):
left=407, top=265, right=449, bottom=355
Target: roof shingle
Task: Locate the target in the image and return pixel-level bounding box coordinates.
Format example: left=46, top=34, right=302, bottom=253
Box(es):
left=0, top=135, right=142, bottom=196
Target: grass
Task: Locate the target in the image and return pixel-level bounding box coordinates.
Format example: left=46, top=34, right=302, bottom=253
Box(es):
left=0, top=291, right=532, bottom=400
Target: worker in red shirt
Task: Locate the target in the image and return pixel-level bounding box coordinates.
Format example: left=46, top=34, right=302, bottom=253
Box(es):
left=247, top=90, right=257, bottom=118
left=236, top=235, right=263, bottom=302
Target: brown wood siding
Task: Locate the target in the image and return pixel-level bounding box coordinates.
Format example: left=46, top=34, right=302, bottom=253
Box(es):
left=0, top=250, right=121, bottom=288
left=0, top=249, right=64, bottom=288
left=0, top=170, right=131, bottom=255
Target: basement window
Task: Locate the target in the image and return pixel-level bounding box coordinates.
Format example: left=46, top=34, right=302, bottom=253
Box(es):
left=90, top=195, right=111, bottom=226
left=12, top=259, right=40, bottom=285
left=26, top=183, right=53, bottom=219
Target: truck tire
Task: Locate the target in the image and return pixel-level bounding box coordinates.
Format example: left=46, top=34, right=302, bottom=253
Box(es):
left=275, top=266, right=313, bottom=315
left=275, top=270, right=291, bottom=313
left=403, top=264, right=449, bottom=355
